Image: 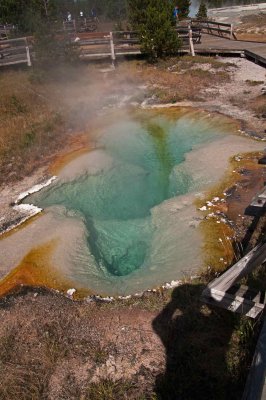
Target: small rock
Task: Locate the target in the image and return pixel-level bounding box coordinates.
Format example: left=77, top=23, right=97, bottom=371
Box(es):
left=67, top=288, right=76, bottom=297
left=199, top=206, right=207, bottom=211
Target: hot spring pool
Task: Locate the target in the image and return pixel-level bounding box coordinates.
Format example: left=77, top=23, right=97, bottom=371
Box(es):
left=0, top=109, right=264, bottom=296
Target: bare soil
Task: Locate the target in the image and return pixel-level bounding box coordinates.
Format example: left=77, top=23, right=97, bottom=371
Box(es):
left=0, top=284, right=259, bottom=400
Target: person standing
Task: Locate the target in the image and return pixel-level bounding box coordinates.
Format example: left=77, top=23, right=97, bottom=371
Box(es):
left=173, top=5, right=179, bottom=23
left=91, top=7, right=96, bottom=19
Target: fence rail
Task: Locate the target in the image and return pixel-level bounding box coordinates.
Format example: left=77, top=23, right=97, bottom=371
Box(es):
left=176, top=27, right=202, bottom=44
left=75, top=28, right=202, bottom=62
left=63, top=18, right=99, bottom=34
left=0, top=24, right=16, bottom=40
left=0, top=20, right=239, bottom=68
left=0, top=37, right=31, bottom=67
left=191, top=19, right=236, bottom=40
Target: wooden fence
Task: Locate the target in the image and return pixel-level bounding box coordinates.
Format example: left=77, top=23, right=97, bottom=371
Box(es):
left=63, top=18, right=98, bottom=34
left=176, top=26, right=202, bottom=44
left=0, top=24, right=16, bottom=40
left=0, top=19, right=238, bottom=68
left=75, top=31, right=140, bottom=62
left=191, top=19, right=236, bottom=40
left=0, top=37, right=31, bottom=67
left=75, top=28, right=202, bottom=62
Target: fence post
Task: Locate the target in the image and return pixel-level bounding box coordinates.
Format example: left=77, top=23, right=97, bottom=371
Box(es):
left=110, top=31, right=116, bottom=67
left=26, top=46, right=31, bottom=66
left=25, top=38, right=31, bottom=67
left=188, top=25, right=195, bottom=57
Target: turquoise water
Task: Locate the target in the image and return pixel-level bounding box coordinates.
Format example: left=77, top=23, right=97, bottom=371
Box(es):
left=26, top=110, right=224, bottom=288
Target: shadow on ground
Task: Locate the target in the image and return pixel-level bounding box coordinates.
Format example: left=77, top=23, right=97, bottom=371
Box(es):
left=152, top=283, right=255, bottom=400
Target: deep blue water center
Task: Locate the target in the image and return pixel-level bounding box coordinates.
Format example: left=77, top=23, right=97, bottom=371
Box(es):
left=27, top=111, right=221, bottom=278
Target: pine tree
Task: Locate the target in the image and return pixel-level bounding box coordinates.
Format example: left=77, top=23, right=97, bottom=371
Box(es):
left=177, top=0, right=191, bottom=20
left=0, top=0, right=57, bottom=32
left=128, top=0, right=181, bottom=61
left=128, top=0, right=151, bottom=28
left=196, top=1, right=208, bottom=20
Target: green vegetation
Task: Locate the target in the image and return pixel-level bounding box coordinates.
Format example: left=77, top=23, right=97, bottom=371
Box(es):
left=129, top=0, right=181, bottom=60
left=177, top=0, right=191, bottom=19
left=196, top=1, right=208, bottom=20
left=0, top=0, right=56, bottom=32
left=0, top=0, right=191, bottom=63
left=0, top=0, right=128, bottom=30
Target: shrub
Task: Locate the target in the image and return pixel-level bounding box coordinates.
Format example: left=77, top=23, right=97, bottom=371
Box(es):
left=196, top=1, right=208, bottom=20
left=129, top=0, right=181, bottom=61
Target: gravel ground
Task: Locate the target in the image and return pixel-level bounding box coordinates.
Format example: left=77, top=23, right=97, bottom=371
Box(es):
left=208, top=3, right=266, bottom=25
left=201, top=57, right=266, bottom=128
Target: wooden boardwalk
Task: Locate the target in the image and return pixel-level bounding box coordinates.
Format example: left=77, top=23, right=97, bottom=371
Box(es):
left=201, top=183, right=266, bottom=319
left=192, top=34, right=266, bottom=66
left=76, top=32, right=266, bottom=67
left=242, top=319, right=266, bottom=400
left=201, top=241, right=266, bottom=318
left=0, top=29, right=265, bottom=67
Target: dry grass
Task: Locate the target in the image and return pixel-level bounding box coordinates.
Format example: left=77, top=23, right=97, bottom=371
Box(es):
left=239, top=13, right=266, bottom=29
left=0, top=62, right=147, bottom=186
left=0, top=70, right=66, bottom=184
left=130, top=59, right=231, bottom=103
left=85, top=380, right=139, bottom=400
left=0, top=286, right=260, bottom=400
left=0, top=290, right=160, bottom=400
left=0, top=57, right=233, bottom=185
left=235, top=14, right=266, bottom=42
left=173, top=55, right=236, bottom=70
left=230, top=93, right=266, bottom=120
left=250, top=95, right=266, bottom=118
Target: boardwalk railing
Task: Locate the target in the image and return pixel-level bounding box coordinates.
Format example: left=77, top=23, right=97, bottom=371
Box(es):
left=201, top=241, right=266, bottom=318
left=0, top=37, right=31, bottom=67
left=201, top=183, right=266, bottom=319
left=75, top=31, right=141, bottom=63
left=0, top=24, right=16, bottom=40
left=75, top=28, right=203, bottom=62
left=63, top=20, right=76, bottom=33
left=191, top=19, right=236, bottom=40
left=63, top=18, right=98, bottom=34
left=176, top=26, right=202, bottom=44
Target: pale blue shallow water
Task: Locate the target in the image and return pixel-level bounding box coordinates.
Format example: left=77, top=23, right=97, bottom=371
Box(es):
left=26, top=110, right=226, bottom=292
